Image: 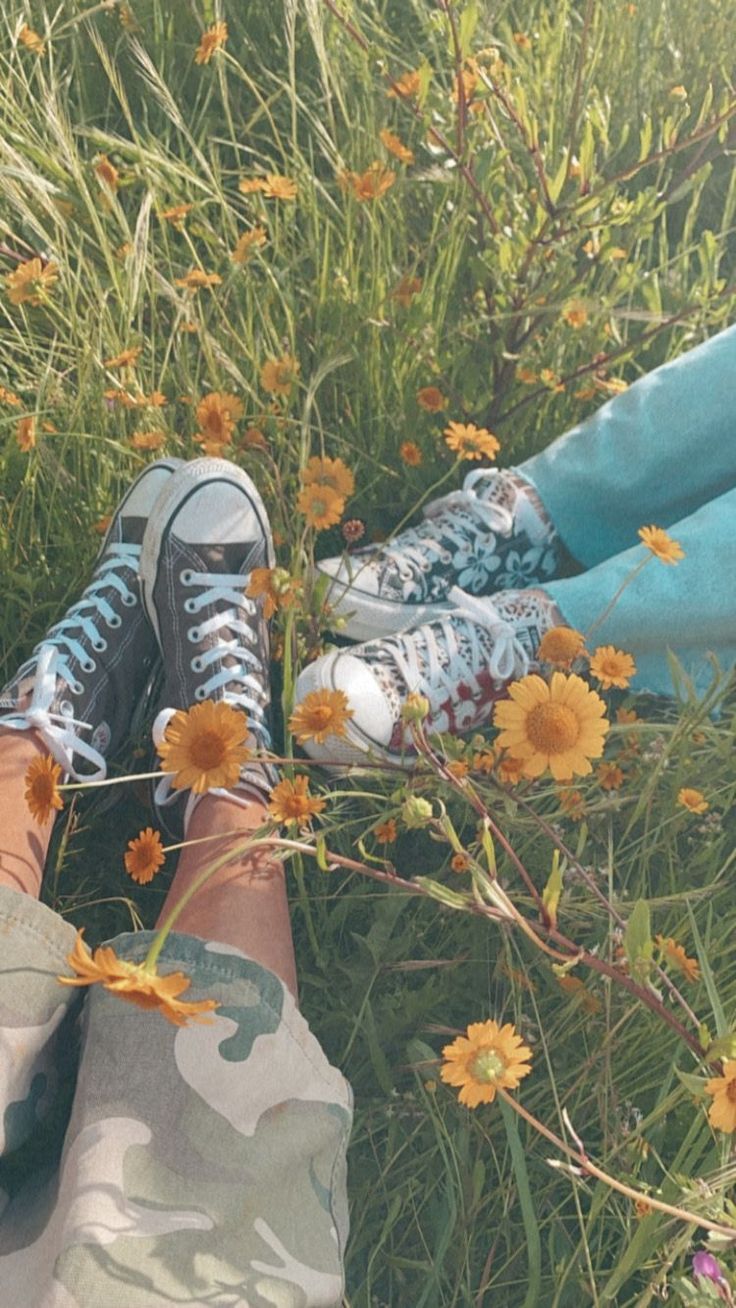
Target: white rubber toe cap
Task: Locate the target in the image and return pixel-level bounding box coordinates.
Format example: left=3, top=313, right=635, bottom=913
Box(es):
left=294, top=651, right=395, bottom=764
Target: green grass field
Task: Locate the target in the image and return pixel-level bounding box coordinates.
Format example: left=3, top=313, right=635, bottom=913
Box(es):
left=1, top=1, right=736, bottom=1302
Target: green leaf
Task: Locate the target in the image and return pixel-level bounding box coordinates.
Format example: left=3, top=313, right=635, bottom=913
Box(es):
left=414, top=876, right=473, bottom=910
left=457, top=2, right=480, bottom=57
left=623, top=899, right=654, bottom=982
left=542, top=850, right=563, bottom=928
left=500, top=1097, right=542, bottom=1308
left=638, top=117, right=653, bottom=161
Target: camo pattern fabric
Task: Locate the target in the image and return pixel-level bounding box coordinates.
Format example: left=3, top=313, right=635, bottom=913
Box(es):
left=0, top=886, right=353, bottom=1307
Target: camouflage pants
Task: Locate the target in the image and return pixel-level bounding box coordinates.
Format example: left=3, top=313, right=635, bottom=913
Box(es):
left=0, top=885, right=352, bottom=1307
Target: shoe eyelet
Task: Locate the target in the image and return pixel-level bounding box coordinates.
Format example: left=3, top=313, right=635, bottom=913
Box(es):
left=194, top=686, right=206, bottom=701
left=71, top=681, right=84, bottom=696
left=81, top=657, right=96, bottom=673
left=121, top=593, right=137, bottom=607
left=180, top=569, right=193, bottom=585
left=92, top=638, right=107, bottom=653
left=184, top=598, right=197, bottom=614
left=191, top=657, right=203, bottom=673
left=60, top=700, right=74, bottom=715
left=107, top=613, right=122, bottom=629
left=187, top=627, right=200, bottom=642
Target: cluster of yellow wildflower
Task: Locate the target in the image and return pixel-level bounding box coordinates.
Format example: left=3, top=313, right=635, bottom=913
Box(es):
left=297, top=455, right=355, bottom=530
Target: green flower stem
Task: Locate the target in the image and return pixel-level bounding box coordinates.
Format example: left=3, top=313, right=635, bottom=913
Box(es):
left=498, top=1087, right=736, bottom=1240
left=583, top=555, right=649, bottom=643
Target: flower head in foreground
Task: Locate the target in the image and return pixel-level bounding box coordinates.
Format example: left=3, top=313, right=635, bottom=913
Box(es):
left=260, top=354, right=300, bottom=396
left=302, top=455, right=355, bottom=499
left=124, top=828, right=165, bottom=885
left=268, top=775, right=326, bottom=828
left=705, top=1061, right=736, bottom=1134
left=24, top=754, right=64, bottom=824
left=157, top=700, right=251, bottom=794
left=440, top=1019, right=533, bottom=1108
left=638, top=524, right=685, bottom=565
left=379, top=129, right=414, bottom=164
left=655, top=935, right=700, bottom=983
left=16, top=416, right=36, bottom=452
left=58, top=930, right=219, bottom=1026
left=19, top=24, right=45, bottom=54
left=417, top=386, right=447, bottom=412
left=589, top=645, right=637, bottom=690
left=443, top=422, right=500, bottom=462
left=290, top=689, right=353, bottom=744
left=175, top=269, right=223, bottom=291
left=677, top=787, right=709, bottom=814
left=537, top=626, right=587, bottom=669
left=232, top=227, right=267, bottom=263
left=195, top=391, right=243, bottom=446
left=195, top=21, right=228, bottom=65
left=246, top=567, right=301, bottom=620
left=400, top=440, right=423, bottom=467
left=494, top=672, right=609, bottom=781
left=6, top=257, right=59, bottom=306
left=297, top=482, right=344, bottom=530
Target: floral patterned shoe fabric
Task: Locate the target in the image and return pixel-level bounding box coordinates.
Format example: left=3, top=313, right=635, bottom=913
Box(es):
left=294, top=586, right=562, bottom=766
left=315, top=467, right=571, bottom=641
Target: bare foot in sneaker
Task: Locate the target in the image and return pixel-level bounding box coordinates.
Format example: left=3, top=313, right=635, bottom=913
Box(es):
left=0, top=458, right=183, bottom=780
left=138, top=457, right=277, bottom=834
left=294, top=586, right=565, bottom=766
left=316, top=466, right=576, bottom=640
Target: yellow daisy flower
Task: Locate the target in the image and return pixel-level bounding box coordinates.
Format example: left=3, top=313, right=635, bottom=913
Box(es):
left=705, top=1062, right=736, bottom=1133
left=440, top=1019, right=533, bottom=1108
left=494, top=672, right=609, bottom=781
left=416, top=386, right=447, bottom=412
left=400, top=441, right=423, bottom=467
left=6, top=257, right=59, bottom=306
left=268, top=775, right=326, bottom=828
left=655, top=935, right=700, bottom=983
left=302, top=455, right=355, bottom=499
left=16, top=416, right=36, bottom=452
left=443, top=422, right=500, bottom=461
left=290, top=689, right=353, bottom=744
left=379, top=128, right=415, bottom=164
left=124, top=828, right=165, bottom=885
left=589, top=645, right=637, bottom=690
left=260, top=354, right=300, bottom=396
left=537, top=626, right=587, bottom=669
left=296, top=482, right=344, bottom=530
left=677, top=787, right=709, bottom=814
left=24, top=753, right=64, bottom=824
left=231, top=227, right=268, bottom=263
left=194, top=21, right=228, bottom=65
left=58, top=931, right=219, bottom=1026
left=638, top=524, right=685, bottom=564
left=156, top=700, right=252, bottom=794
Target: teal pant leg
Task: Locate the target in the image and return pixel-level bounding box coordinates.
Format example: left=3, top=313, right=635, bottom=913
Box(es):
left=542, top=486, right=736, bottom=699
left=519, top=322, right=736, bottom=567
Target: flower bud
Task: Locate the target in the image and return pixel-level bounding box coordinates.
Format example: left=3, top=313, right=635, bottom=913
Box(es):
left=401, top=692, right=430, bottom=724
left=401, top=795, right=433, bottom=829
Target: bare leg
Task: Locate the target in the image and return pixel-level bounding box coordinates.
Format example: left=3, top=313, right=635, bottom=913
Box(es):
left=0, top=729, right=56, bottom=898
left=156, top=792, right=298, bottom=999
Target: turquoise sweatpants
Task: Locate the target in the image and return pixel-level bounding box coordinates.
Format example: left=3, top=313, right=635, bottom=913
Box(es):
left=518, top=323, right=736, bottom=699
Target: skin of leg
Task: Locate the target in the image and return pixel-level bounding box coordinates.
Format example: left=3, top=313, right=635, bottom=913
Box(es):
left=156, top=791, right=298, bottom=999
left=0, top=728, right=56, bottom=898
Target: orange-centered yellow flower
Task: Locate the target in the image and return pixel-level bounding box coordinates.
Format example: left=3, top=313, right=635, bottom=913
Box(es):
left=246, top=567, right=301, bottom=620
left=157, top=700, right=252, bottom=794
left=174, top=269, right=223, bottom=291
left=416, top=386, right=447, bottom=412
left=705, top=1061, right=736, bottom=1133
left=638, top=524, right=685, bottom=564
left=589, top=645, right=637, bottom=690
left=677, top=787, right=709, bottom=814
left=443, top=421, right=500, bottom=461
left=58, top=930, right=219, bottom=1026
left=296, top=482, right=344, bottom=530
left=194, top=21, right=228, bottom=65
left=195, top=391, right=243, bottom=445
left=268, top=775, right=326, bottom=828
left=379, top=128, right=415, bottom=164
left=537, top=626, right=587, bottom=668
left=302, top=455, right=355, bottom=499
left=260, top=354, right=300, bottom=396
left=6, top=257, right=59, bottom=306
left=494, top=672, right=609, bottom=781
left=290, top=689, right=354, bottom=744
left=124, top=828, right=166, bottom=885
left=440, top=1019, right=533, bottom=1108
left=24, top=753, right=64, bottom=824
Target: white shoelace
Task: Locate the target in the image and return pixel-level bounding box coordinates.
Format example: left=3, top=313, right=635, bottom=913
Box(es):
left=383, top=585, right=530, bottom=718
left=153, top=569, right=272, bottom=825
left=380, top=469, right=514, bottom=574
left=0, top=543, right=141, bottom=781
